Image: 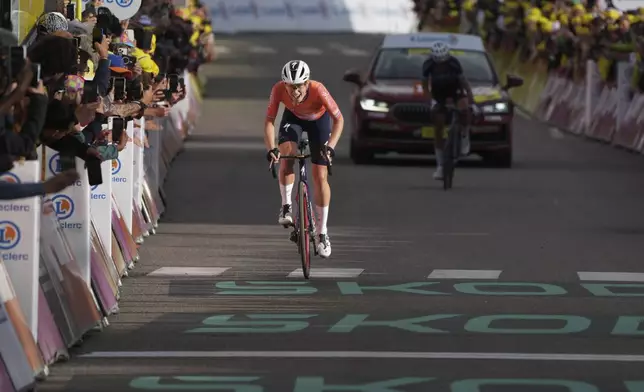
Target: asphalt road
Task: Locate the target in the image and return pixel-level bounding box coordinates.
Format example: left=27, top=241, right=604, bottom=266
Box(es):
left=38, top=34, right=644, bottom=392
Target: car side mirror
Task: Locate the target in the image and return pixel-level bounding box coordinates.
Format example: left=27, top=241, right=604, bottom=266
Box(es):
left=503, top=74, right=524, bottom=90
left=343, top=69, right=363, bottom=86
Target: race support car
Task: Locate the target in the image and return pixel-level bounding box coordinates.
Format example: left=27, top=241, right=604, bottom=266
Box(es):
left=342, top=33, right=524, bottom=167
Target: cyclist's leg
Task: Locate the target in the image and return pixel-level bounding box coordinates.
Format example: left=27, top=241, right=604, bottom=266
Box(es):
left=277, top=110, right=301, bottom=225
left=306, top=112, right=332, bottom=258
left=455, top=91, right=471, bottom=155
left=431, top=98, right=447, bottom=179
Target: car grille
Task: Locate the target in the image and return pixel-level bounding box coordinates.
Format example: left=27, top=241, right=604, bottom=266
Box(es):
left=390, top=103, right=433, bottom=125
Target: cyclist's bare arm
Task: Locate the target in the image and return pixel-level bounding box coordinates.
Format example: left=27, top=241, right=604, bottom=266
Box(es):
left=458, top=74, right=475, bottom=103
left=318, top=83, right=344, bottom=149
left=265, top=83, right=281, bottom=151
left=264, top=118, right=276, bottom=151
left=422, top=76, right=433, bottom=101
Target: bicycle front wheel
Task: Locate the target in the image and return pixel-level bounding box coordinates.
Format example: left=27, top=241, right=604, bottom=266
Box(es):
left=298, top=181, right=311, bottom=279
left=443, top=121, right=460, bottom=190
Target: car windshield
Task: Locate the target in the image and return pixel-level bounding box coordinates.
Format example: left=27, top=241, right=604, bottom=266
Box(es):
left=372, top=48, right=497, bottom=84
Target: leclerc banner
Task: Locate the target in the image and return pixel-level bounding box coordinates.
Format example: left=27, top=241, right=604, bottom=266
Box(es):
left=205, top=0, right=416, bottom=33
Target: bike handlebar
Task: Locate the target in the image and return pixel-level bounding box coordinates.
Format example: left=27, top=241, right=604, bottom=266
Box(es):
left=269, top=152, right=333, bottom=178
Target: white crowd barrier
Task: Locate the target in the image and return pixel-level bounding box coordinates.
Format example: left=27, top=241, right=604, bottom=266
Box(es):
left=0, top=70, right=202, bottom=391
left=535, top=61, right=644, bottom=153
left=204, top=0, right=417, bottom=33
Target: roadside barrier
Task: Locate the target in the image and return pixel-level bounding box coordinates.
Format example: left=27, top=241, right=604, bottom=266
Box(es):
left=208, top=0, right=417, bottom=34
left=421, top=21, right=644, bottom=155
left=0, top=70, right=201, bottom=391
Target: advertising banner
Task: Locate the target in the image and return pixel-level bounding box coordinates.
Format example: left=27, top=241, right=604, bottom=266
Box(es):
left=0, top=161, right=41, bottom=338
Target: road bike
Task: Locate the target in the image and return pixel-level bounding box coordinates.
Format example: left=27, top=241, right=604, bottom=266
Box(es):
left=390, top=102, right=465, bottom=190
left=269, top=135, right=333, bottom=279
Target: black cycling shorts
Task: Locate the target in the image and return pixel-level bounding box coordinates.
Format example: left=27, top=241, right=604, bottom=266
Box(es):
left=432, top=88, right=467, bottom=109
left=278, top=109, right=331, bottom=166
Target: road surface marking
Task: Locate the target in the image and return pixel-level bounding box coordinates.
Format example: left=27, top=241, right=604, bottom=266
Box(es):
left=577, top=272, right=644, bottom=282
left=340, top=48, right=369, bottom=56
left=147, top=267, right=230, bottom=277
left=430, top=232, right=489, bottom=236
left=296, top=47, right=323, bottom=55
left=249, top=46, right=276, bottom=54
left=549, top=127, right=565, bottom=139
left=215, top=45, right=231, bottom=54
left=427, top=269, right=502, bottom=279
left=80, top=351, right=644, bottom=362
left=287, top=268, right=364, bottom=278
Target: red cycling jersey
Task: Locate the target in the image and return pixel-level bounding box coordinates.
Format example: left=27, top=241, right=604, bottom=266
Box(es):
left=265, top=80, right=342, bottom=122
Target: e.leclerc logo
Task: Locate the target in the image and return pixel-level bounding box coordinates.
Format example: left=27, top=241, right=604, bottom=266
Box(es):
left=112, top=158, right=126, bottom=183
left=47, top=154, right=82, bottom=187
left=0, top=221, right=28, bottom=261
left=0, top=172, right=20, bottom=183
left=90, top=183, right=107, bottom=200
left=48, top=153, right=62, bottom=174
left=0, top=173, right=31, bottom=213
left=51, top=195, right=82, bottom=229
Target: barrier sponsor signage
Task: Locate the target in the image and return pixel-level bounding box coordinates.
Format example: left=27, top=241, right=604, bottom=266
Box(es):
left=43, top=148, right=91, bottom=286
left=90, top=159, right=113, bottom=257
left=207, top=0, right=415, bottom=33
left=0, top=161, right=41, bottom=337
left=0, top=71, right=202, bottom=390
left=0, top=271, right=36, bottom=391
left=96, top=0, right=142, bottom=20
left=111, top=122, right=135, bottom=232
left=133, top=119, right=145, bottom=209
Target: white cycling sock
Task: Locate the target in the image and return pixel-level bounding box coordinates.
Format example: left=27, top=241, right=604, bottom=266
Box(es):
left=315, top=205, right=329, bottom=235
left=435, top=148, right=444, bottom=167
left=280, top=183, right=293, bottom=206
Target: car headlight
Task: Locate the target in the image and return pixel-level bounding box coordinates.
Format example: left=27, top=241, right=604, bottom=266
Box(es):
left=360, top=99, right=389, bottom=112
left=481, top=102, right=509, bottom=113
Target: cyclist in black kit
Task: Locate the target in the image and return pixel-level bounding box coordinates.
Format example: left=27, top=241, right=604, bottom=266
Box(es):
left=421, top=41, right=478, bottom=180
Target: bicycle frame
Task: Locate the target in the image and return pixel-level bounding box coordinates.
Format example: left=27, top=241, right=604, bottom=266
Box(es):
left=292, top=141, right=317, bottom=243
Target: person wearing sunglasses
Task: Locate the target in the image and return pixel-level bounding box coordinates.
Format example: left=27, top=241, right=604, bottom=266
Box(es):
left=263, top=60, right=344, bottom=259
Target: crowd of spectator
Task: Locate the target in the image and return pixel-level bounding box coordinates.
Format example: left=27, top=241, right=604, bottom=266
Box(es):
left=0, top=0, right=214, bottom=199
left=413, top=0, right=644, bottom=92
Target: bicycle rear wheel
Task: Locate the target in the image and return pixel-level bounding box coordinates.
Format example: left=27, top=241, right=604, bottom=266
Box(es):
left=297, top=181, right=311, bottom=279
left=443, top=126, right=454, bottom=190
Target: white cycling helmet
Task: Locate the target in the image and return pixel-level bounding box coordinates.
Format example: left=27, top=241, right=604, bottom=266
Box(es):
left=430, top=41, right=451, bottom=62
left=281, top=60, right=310, bottom=84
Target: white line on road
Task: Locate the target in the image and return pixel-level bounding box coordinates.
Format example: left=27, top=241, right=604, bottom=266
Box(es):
left=549, top=126, right=565, bottom=139
left=430, top=232, right=489, bottom=236
left=287, top=268, right=364, bottom=278
left=577, top=272, right=644, bottom=282
left=215, top=45, right=231, bottom=54
left=249, top=46, right=276, bottom=54
left=427, top=269, right=502, bottom=279
left=296, top=47, right=323, bottom=55
left=340, top=48, right=369, bottom=56
left=80, top=351, right=644, bottom=362
left=147, top=267, right=230, bottom=277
